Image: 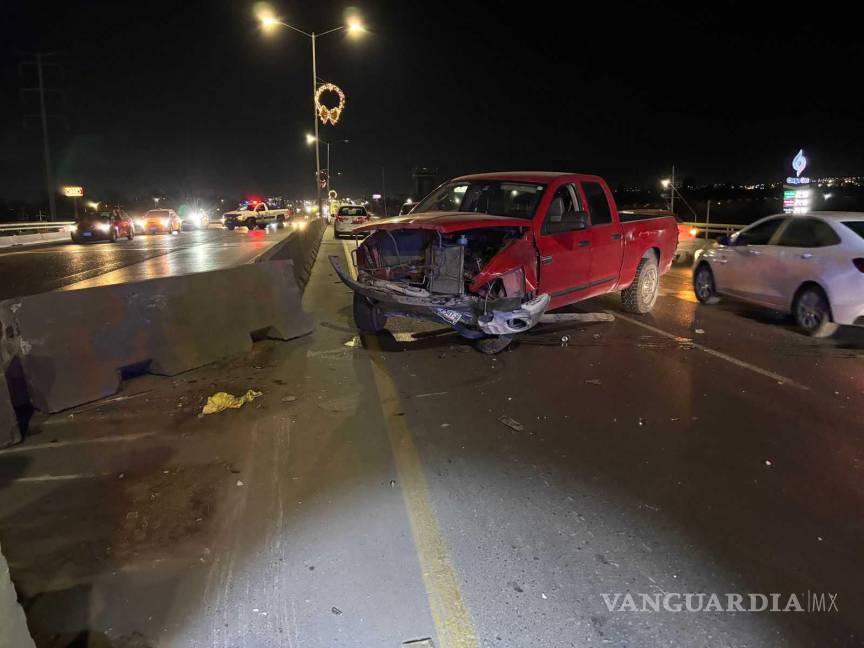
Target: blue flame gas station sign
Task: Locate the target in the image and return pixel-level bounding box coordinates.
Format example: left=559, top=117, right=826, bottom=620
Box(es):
left=783, top=149, right=811, bottom=214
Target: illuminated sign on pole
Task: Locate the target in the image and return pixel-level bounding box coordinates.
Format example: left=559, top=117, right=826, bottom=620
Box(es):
left=783, top=149, right=811, bottom=214
left=61, top=185, right=84, bottom=197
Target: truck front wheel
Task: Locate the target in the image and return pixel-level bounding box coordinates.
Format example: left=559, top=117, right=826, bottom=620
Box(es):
left=353, top=293, right=387, bottom=333
left=621, top=254, right=659, bottom=314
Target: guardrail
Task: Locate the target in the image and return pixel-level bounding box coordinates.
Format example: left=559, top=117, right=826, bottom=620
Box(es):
left=681, top=222, right=745, bottom=238
left=0, top=222, right=75, bottom=249
left=0, top=221, right=74, bottom=235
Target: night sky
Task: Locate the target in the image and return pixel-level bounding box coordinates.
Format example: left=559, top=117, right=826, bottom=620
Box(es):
left=2, top=0, right=862, bottom=203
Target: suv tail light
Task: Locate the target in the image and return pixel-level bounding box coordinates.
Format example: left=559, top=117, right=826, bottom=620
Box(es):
left=853, top=258, right=864, bottom=273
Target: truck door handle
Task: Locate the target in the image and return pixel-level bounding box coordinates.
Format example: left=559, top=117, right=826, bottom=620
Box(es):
left=611, top=233, right=622, bottom=240
left=578, top=240, right=591, bottom=247
left=541, top=255, right=553, bottom=265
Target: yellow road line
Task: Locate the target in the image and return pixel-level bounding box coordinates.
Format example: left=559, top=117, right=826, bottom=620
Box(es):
left=341, top=238, right=478, bottom=648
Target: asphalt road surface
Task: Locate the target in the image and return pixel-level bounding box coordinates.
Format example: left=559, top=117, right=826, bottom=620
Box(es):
left=0, top=227, right=294, bottom=299
left=1, top=228, right=862, bottom=647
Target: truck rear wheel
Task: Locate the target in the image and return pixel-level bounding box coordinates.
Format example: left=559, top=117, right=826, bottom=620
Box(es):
left=621, top=254, right=659, bottom=314
left=226, top=221, right=236, bottom=231
left=353, top=293, right=387, bottom=333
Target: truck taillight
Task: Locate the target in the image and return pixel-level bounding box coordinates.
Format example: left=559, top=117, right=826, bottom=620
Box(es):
left=853, top=258, right=864, bottom=273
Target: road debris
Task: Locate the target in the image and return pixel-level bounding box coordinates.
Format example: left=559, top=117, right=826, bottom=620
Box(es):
left=236, top=480, right=245, bottom=487
left=764, top=460, right=773, bottom=467
left=637, top=417, right=646, bottom=426
left=281, top=395, right=297, bottom=403
left=202, top=389, right=262, bottom=415
left=584, top=379, right=602, bottom=386
left=331, top=606, right=342, bottom=615
left=500, top=416, right=525, bottom=432
left=695, top=328, right=705, bottom=334
left=539, top=312, right=615, bottom=324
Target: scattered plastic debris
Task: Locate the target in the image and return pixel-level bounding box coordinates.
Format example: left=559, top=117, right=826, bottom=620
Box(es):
left=637, top=417, right=646, bottom=426
left=541, top=593, right=548, bottom=600
left=584, top=379, right=602, bottom=386
left=331, top=606, right=342, bottom=615
left=281, top=395, right=297, bottom=403
left=236, top=480, right=245, bottom=487
left=440, top=423, right=451, bottom=428
left=389, top=479, right=397, bottom=488
left=202, top=390, right=262, bottom=415
left=695, top=328, right=705, bottom=334
left=561, top=335, right=570, bottom=343
left=539, top=312, right=615, bottom=323
left=500, top=416, right=525, bottom=432
left=764, top=460, right=773, bottom=467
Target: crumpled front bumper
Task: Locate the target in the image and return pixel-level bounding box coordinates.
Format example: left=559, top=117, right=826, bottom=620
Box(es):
left=329, top=254, right=550, bottom=336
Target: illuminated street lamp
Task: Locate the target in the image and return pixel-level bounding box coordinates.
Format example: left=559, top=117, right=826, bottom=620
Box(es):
left=305, top=134, right=349, bottom=195
left=256, top=4, right=365, bottom=218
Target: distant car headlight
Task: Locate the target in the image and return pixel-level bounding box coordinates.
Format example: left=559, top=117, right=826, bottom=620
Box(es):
left=96, top=222, right=111, bottom=233
left=689, top=227, right=699, bottom=236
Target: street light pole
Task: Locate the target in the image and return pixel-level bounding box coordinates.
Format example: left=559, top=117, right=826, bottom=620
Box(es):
left=311, top=32, right=322, bottom=219
left=258, top=12, right=365, bottom=219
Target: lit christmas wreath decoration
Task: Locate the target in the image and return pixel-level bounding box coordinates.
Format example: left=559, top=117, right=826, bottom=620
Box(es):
left=315, top=83, right=346, bottom=125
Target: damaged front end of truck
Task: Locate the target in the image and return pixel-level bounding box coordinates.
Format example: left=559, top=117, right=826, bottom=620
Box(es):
left=329, top=219, right=550, bottom=344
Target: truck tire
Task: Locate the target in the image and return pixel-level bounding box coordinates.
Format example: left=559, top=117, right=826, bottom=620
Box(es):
left=245, top=217, right=257, bottom=230
left=259, top=222, right=269, bottom=231
left=226, top=221, right=236, bottom=231
left=621, top=254, right=659, bottom=314
left=353, top=293, right=387, bottom=333
left=793, top=285, right=839, bottom=338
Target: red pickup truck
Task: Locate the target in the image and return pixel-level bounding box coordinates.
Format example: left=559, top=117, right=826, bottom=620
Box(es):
left=330, top=171, right=677, bottom=349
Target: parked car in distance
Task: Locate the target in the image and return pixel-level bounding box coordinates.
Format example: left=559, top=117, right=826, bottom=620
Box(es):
left=331, top=171, right=678, bottom=351
left=334, top=205, right=371, bottom=237
left=140, top=209, right=181, bottom=234
left=71, top=209, right=135, bottom=243
left=693, top=212, right=864, bottom=337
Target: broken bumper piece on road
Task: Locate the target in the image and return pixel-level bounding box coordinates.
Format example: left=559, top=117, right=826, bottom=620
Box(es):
left=329, top=254, right=550, bottom=337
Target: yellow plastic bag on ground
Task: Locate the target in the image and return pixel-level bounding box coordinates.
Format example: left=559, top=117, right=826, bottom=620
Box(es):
left=202, top=389, right=262, bottom=415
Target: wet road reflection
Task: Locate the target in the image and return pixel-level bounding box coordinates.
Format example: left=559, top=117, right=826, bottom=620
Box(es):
left=0, top=228, right=293, bottom=298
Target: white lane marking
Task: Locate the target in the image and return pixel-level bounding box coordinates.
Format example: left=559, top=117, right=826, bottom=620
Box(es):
left=10, top=473, right=110, bottom=483
left=611, top=311, right=810, bottom=390
left=0, top=431, right=157, bottom=455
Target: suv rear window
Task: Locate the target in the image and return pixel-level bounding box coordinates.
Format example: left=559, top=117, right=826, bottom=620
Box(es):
left=339, top=207, right=367, bottom=216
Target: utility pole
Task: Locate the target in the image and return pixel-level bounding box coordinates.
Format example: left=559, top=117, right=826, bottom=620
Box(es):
left=381, top=167, right=388, bottom=218
left=20, top=51, right=67, bottom=221
left=670, top=164, right=676, bottom=216
left=35, top=53, right=56, bottom=220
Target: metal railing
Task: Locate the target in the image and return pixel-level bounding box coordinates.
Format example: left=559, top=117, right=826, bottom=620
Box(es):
left=680, top=222, right=744, bottom=238
left=0, top=221, right=74, bottom=235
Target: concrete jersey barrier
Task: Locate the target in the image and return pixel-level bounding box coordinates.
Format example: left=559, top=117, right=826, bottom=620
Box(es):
left=0, top=541, right=35, bottom=648
left=0, top=374, right=20, bottom=449
left=0, top=259, right=312, bottom=413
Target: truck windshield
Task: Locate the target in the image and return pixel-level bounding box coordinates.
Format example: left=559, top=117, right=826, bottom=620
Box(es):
left=413, top=181, right=545, bottom=219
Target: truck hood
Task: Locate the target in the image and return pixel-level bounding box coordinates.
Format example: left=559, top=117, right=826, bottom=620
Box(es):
left=355, top=211, right=532, bottom=234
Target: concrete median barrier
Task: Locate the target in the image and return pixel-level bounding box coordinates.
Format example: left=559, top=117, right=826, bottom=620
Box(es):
left=0, top=259, right=312, bottom=414
left=1, top=374, right=20, bottom=449
left=260, top=217, right=327, bottom=289
left=1, top=541, right=35, bottom=648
